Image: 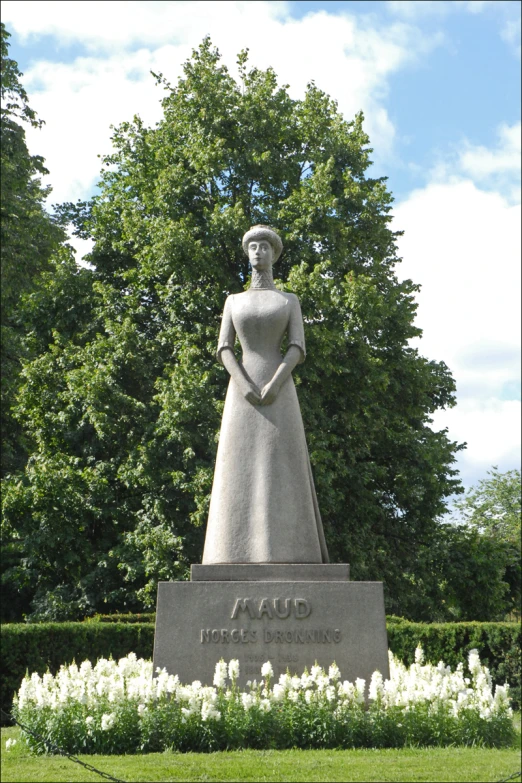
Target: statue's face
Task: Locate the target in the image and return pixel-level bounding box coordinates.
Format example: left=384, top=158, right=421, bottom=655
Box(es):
left=248, top=240, right=274, bottom=270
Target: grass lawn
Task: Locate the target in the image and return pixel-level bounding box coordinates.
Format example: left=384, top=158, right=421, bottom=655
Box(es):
left=1, top=728, right=520, bottom=783
left=2, top=725, right=521, bottom=783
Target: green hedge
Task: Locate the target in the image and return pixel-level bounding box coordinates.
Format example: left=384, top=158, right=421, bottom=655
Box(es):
left=1, top=622, right=155, bottom=725
left=83, top=612, right=156, bottom=624
left=1, top=619, right=520, bottom=725
left=387, top=619, right=520, bottom=709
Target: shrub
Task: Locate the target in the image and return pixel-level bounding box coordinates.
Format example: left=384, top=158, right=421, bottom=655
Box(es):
left=13, top=651, right=515, bottom=753
left=83, top=613, right=156, bottom=624
left=1, top=622, right=154, bottom=724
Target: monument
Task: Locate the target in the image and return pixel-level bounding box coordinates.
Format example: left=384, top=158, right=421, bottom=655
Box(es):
left=153, top=226, right=389, bottom=688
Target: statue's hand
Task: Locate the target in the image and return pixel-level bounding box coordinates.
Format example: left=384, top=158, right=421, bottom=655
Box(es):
left=260, top=379, right=281, bottom=406
left=241, top=381, right=262, bottom=406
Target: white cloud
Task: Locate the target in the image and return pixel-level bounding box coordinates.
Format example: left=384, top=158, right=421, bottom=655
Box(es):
left=1, top=0, right=289, bottom=52
left=387, top=1, right=451, bottom=19
left=501, top=16, right=522, bottom=58
left=387, top=0, right=521, bottom=58
left=66, top=229, right=95, bottom=268
left=5, top=1, right=443, bottom=205
left=429, top=121, right=521, bottom=205
left=459, top=122, right=521, bottom=180
left=387, top=0, right=494, bottom=18
left=459, top=1, right=494, bottom=14
left=431, top=399, right=521, bottom=487
left=393, top=174, right=521, bottom=487
left=22, top=46, right=185, bottom=205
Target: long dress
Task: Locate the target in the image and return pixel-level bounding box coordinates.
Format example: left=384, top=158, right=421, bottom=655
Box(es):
left=202, top=288, right=329, bottom=564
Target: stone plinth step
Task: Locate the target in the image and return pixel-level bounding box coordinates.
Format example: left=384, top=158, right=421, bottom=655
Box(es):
left=191, top=563, right=350, bottom=582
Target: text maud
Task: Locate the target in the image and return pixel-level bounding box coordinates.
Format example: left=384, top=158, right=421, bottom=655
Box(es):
left=200, top=597, right=341, bottom=644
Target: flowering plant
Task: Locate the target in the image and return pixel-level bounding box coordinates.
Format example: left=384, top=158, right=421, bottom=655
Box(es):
left=13, top=647, right=514, bottom=754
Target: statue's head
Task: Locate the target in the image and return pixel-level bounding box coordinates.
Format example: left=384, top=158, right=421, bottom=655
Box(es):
left=242, top=225, right=283, bottom=270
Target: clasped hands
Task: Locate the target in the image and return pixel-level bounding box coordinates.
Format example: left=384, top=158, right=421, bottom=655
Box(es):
left=242, top=377, right=280, bottom=406
left=221, top=345, right=301, bottom=407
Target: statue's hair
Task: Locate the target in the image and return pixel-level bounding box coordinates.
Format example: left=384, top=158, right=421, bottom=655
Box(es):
left=242, top=225, right=283, bottom=263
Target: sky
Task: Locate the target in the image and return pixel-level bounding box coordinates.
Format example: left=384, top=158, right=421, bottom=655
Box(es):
left=3, top=0, right=521, bottom=495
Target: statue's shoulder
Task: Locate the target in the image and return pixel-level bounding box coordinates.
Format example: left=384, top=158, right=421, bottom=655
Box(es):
left=223, top=292, right=239, bottom=306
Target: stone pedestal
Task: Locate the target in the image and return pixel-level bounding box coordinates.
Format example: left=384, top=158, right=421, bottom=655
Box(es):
left=153, top=565, right=389, bottom=687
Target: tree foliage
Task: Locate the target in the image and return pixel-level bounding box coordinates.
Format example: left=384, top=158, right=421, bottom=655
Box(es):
left=392, top=468, right=521, bottom=623
left=2, top=38, right=466, bottom=620
left=1, top=24, right=73, bottom=621
left=447, top=468, right=521, bottom=620
left=0, top=22, right=66, bottom=477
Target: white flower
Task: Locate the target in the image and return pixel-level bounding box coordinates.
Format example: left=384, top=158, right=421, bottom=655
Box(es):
left=415, top=646, right=424, bottom=665
left=201, top=701, right=221, bottom=722
left=85, top=716, right=94, bottom=725
left=355, top=678, right=366, bottom=698
left=316, top=675, right=330, bottom=692
left=101, top=713, right=115, bottom=731
left=241, top=692, right=254, bottom=710
left=311, top=664, right=323, bottom=681
left=228, top=659, right=240, bottom=681
left=259, top=698, right=271, bottom=712
left=261, top=662, right=273, bottom=678
left=325, top=686, right=336, bottom=702
left=5, top=739, right=17, bottom=751
left=213, top=661, right=228, bottom=689
left=468, top=649, right=481, bottom=676
left=137, top=704, right=147, bottom=715
left=339, top=680, right=355, bottom=699
left=329, top=663, right=341, bottom=681
left=369, top=671, right=384, bottom=701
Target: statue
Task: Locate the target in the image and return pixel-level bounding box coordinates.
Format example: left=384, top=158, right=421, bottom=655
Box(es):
left=202, top=226, right=330, bottom=564
left=154, top=226, right=388, bottom=691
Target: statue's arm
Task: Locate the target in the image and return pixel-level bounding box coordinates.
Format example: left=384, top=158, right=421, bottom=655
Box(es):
left=217, top=297, right=261, bottom=405
left=260, top=294, right=305, bottom=405
left=220, top=348, right=262, bottom=405
left=259, top=345, right=302, bottom=405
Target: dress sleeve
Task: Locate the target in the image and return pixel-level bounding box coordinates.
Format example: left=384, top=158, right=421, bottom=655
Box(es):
left=217, top=295, right=236, bottom=365
left=287, top=295, right=306, bottom=364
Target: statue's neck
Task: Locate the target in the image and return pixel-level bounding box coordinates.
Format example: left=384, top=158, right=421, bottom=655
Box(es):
left=250, top=267, right=277, bottom=290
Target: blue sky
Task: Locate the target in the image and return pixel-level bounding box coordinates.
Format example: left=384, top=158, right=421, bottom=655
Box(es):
left=3, top=0, right=521, bottom=494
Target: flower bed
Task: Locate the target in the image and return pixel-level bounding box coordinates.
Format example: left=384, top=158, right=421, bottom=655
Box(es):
left=13, top=648, right=515, bottom=753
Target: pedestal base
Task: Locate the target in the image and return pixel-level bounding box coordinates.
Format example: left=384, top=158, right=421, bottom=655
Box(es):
left=153, top=575, right=389, bottom=687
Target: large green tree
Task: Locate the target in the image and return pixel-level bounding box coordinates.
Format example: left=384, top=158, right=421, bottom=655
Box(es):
left=1, top=23, right=67, bottom=477
left=446, top=468, right=521, bottom=620
left=389, top=467, right=521, bottom=623
left=1, top=25, right=74, bottom=620
left=2, top=39, right=464, bottom=620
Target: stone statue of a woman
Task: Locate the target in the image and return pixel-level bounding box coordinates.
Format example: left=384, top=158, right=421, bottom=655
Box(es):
left=202, top=226, right=329, bottom=564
